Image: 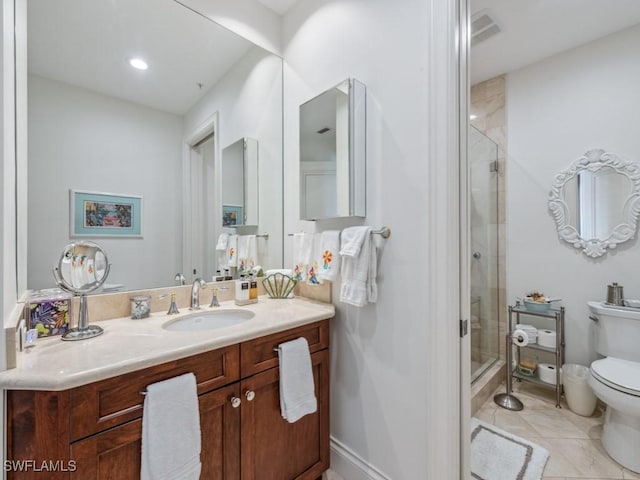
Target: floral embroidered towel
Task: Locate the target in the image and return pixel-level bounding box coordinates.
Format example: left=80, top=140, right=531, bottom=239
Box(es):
left=317, top=230, right=341, bottom=282
left=292, top=233, right=313, bottom=282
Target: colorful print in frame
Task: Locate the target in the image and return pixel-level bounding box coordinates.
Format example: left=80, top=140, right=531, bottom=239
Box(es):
left=70, top=190, right=143, bottom=237
left=222, top=204, right=243, bottom=227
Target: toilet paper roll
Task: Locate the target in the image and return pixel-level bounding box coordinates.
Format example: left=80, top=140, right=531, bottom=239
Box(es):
left=538, top=329, right=557, bottom=348
left=538, top=363, right=559, bottom=384
left=512, top=329, right=529, bottom=347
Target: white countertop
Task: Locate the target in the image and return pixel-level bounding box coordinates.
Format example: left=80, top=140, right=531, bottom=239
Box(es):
left=0, top=297, right=334, bottom=391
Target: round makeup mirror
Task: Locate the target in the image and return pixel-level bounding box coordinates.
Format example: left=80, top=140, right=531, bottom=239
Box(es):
left=53, top=241, right=111, bottom=340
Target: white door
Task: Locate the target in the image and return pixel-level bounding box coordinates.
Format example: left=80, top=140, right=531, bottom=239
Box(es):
left=187, top=132, right=217, bottom=282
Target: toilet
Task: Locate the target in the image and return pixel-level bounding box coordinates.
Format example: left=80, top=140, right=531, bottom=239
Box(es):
left=587, top=301, right=640, bottom=473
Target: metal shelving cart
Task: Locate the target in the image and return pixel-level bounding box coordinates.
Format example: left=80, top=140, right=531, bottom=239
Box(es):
left=495, top=302, right=565, bottom=410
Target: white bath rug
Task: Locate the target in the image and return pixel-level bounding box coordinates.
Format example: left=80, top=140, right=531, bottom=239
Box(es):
left=471, top=418, right=549, bottom=480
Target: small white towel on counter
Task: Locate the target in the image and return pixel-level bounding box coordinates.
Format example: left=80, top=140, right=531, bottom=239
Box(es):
left=318, top=230, right=341, bottom=282
left=141, top=373, right=201, bottom=480
left=227, top=234, right=238, bottom=268
left=339, top=226, right=378, bottom=307
left=292, top=233, right=313, bottom=283
left=278, top=337, right=317, bottom=423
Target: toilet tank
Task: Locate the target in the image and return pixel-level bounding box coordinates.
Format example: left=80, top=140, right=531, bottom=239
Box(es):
left=588, top=301, right=640, bottom=362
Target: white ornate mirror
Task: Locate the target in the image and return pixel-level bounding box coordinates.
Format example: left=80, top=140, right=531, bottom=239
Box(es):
left=548, top=149, right=640, bottom=257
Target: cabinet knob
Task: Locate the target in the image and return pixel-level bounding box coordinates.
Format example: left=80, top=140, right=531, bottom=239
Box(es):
left=245, top=390, right=255, bottom=401
left=230, top=396, right=241, bottom=408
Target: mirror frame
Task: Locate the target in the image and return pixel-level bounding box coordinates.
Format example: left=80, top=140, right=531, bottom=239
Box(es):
left=548, top=148, right=640, bottom=258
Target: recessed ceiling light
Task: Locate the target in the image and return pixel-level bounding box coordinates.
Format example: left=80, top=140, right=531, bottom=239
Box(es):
left=129, top=58, right=148, bottom=70
left=469, top=114, right=477, bottom=120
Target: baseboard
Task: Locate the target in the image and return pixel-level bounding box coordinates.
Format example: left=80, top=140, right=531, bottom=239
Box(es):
left=330, top=436, right=392, bottom=480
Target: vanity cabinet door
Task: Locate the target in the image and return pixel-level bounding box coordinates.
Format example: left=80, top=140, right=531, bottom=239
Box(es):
left=240, top=349, right=329, bottom=480
left=70, top=384, right=241, bottom=479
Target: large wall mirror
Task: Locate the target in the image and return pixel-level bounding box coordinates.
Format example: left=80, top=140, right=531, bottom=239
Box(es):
left=22, top=0, right=283, bottom=294
left=299, top=78, right=366, bottom=220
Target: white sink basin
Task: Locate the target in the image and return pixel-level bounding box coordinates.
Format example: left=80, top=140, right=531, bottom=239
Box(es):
left=162, top=309, right=254, bottom=332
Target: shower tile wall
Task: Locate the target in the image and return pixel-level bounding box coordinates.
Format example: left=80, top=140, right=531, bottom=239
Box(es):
left=470, top=75, right=506, bottom=361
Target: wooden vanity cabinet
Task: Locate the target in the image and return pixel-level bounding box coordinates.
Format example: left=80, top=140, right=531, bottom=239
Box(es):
left=6, top=319, right=329, bottom=480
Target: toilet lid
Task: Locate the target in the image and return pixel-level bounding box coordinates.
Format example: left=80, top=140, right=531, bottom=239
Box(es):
left=591, top=357, right=640, bottom=396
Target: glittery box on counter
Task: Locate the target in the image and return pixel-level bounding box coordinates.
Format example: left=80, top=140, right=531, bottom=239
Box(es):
left=28, top=290, right=73, bottom=337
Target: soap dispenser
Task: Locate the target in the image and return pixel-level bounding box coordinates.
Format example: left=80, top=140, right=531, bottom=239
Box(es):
left=249, top=273, right=258, bottom=301
left=235, top=275, right=250, bottom=305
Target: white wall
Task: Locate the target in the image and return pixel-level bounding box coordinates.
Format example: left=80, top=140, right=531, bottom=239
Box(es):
left=184, top=46, right=283, bottom=270
left=283, top=0, right=461, bottom=478
left=507, top=24, right=640, bottom=366
left=28, top=75, right=184, bottom=291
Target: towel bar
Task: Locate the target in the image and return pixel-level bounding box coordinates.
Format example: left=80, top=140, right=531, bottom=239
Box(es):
left=287, top=226, right=391, bottom=239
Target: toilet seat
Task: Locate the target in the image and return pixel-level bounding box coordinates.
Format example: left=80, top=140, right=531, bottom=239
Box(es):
left=591, top=357, right=640, bottom=397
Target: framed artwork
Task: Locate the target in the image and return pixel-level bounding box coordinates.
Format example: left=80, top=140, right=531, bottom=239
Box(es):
left=222, top=204, right=243, bottom=227
left=70, top=190, right=143, bottom=237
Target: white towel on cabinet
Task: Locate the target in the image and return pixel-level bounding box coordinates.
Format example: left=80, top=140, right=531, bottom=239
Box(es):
left=141, top=373, right=201, bottom=480
left=278, top=337, right=317, bottom=423
left=339, top=226, right=378, bottom=307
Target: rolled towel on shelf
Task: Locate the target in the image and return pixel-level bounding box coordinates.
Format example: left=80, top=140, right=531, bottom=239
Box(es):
left=141, top=373, right=201, bottom=480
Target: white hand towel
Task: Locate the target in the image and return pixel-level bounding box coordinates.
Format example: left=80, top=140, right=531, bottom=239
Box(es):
left=246, top=235, right=258, bottom=270
left=215, top=234, right=230, bottom=271
left=292, top=233, right=313, bottom=283
left=215, top=233, right=229, bottom=251
left=339, top=226, right=378, bottom=307
left=237, top=235, right=250, bottom=273
left=306, top=233, right=322, bottom=285
left=278, top=337, right=317, bottom=423
left=318, top=231, right=341, bottom=282
left=141, top=373, right=201, bottom=480
left=227, top=234, right=238, bottom=268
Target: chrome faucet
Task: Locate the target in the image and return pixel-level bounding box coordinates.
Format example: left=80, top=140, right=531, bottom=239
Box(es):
left=190, top=278, right=206, bottom=309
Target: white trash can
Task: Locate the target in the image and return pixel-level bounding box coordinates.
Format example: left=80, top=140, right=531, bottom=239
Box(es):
left=562, top=364, right=597, bottom=416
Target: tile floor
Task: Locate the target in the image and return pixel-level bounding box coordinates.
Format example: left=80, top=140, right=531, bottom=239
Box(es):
left=476, top=381, right=640, bottom=479
left=326, top=380, right=640, bottom=480
left=324, top=471, right=344, bottom=480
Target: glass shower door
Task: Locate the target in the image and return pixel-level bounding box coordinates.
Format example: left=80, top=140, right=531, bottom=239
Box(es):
left=469, top=126, right=500, bottom=383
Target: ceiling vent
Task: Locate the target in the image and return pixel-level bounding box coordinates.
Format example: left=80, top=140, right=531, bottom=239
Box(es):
left=471, top=11, right=501, bottom=47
